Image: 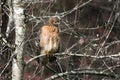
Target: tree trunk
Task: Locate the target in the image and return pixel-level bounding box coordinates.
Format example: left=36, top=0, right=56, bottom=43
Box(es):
left=11, top=0, right=25, bottom=80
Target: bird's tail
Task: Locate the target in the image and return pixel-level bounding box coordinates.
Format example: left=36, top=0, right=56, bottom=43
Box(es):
left=49, top=55, right=57, bottom=63
left=40, top=55, right=49, bottom=66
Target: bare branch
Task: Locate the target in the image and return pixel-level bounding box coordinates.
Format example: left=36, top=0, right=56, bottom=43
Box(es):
left=25, top=52, right=120, bottom=65
left=45, top=69, right=120, bottom=80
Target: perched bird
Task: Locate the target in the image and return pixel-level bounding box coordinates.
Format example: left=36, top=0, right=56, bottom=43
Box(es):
left=39, top=17, right=60, bottom=65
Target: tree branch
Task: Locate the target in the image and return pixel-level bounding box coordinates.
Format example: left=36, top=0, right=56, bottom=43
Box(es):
left=45, top=69, right=120, bottom=80
left=25, top=51, right=120, bottom=65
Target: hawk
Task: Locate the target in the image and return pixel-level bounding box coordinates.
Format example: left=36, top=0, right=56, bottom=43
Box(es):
left=40, top=17, right=60, bottom=65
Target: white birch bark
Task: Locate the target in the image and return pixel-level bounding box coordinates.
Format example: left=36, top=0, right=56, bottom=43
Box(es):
left=12, top=0, right=25, bottom=80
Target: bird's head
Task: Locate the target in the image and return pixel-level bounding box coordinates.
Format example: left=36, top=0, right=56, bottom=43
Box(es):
left=47, top=17, right=60, bottom=26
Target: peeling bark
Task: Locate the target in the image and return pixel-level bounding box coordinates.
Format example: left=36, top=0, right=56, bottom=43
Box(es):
left=11, top=0, right=25, bottom=80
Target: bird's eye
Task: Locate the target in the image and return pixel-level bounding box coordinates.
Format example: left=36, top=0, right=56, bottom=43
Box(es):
left=54, top=20, right=60, bottom=25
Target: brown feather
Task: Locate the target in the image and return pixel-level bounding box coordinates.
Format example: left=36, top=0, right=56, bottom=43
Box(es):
left=40, top=17, right=60, bottom=65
